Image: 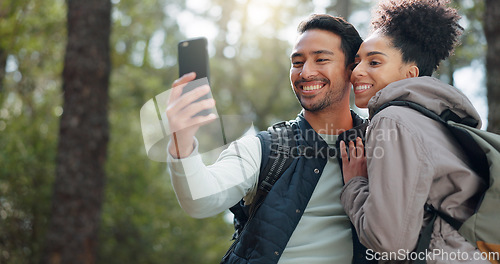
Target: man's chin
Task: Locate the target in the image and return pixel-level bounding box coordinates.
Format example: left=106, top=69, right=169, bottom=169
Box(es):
left=300, top=101, right=328, bottom=113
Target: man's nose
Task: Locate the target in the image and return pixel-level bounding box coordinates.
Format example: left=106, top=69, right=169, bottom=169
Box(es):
left=300, top=61, right=318, bottom=79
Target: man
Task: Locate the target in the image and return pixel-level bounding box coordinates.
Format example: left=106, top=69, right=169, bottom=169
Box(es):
left=167, top=14, right=370, bottom=263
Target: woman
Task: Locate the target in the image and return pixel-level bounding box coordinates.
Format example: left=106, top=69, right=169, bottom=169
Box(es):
left=339, top=0, right=488, bottom=263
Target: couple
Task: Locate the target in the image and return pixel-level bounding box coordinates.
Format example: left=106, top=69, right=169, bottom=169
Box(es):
left=166, top=0, right=487, bottom=263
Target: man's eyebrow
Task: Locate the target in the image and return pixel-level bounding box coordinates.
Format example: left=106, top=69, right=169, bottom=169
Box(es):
left=291, top=50, right=334, bottom=59
left=312, top=50, right=334, bottom=55
left=291, top=52, right=303, bottom=59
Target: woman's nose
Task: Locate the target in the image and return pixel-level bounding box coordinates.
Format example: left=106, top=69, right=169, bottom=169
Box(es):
left=352, top=62, right=366, bottom=78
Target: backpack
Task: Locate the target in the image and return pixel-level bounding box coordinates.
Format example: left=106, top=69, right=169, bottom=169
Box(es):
left=373, top=100, right=500, bottom=263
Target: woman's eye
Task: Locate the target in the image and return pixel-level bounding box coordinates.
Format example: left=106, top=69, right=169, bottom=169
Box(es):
left=369, top=61, right=381, bottom=66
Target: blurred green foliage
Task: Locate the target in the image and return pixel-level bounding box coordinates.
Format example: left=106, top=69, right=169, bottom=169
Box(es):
left=0, top=0, right=487, bottom=263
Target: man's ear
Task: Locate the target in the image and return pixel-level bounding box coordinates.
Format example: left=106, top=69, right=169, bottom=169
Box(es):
left=406, top=65, right=419, bottom=78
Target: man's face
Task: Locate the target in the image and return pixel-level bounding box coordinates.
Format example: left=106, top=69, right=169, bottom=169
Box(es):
left=290, top=29, right=351, bottom=113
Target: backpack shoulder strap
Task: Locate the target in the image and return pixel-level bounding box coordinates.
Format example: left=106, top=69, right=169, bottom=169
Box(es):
left=227, top=121, right=297, bottom=243
left=373, top=100, right=444, bottom=123
left=373, top=100, right=488, bottom=179
left=251, top=121, right=296, bottom=215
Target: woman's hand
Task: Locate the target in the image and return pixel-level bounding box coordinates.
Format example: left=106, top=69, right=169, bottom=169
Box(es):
left=340, top=137, right=368, bottom=183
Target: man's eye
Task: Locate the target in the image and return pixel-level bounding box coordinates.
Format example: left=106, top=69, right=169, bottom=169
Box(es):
left=317, top=58, right=329, bottom=62
left=292, top=61, right=304, bottom=67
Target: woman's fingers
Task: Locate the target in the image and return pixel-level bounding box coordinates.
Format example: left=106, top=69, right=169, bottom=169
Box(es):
left=341, top=138, right=368, bottom=182
left=355, top=137, right=365, bottom=158
left=349, top=140, right=356, bottom=158
left=340, top=140, right=349, bottom=165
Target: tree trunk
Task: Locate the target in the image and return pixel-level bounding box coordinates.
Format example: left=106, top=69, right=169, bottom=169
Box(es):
left=485, top=0, right=500, bottom=133
left=41, top=0, right=111, bottom=263
left=0, top=47, right=6, bottom=94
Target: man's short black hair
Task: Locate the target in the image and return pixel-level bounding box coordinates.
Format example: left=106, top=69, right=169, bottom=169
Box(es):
left=372, top=0, right=463, bottom=76
left=297, top=14, right=363, bottom=68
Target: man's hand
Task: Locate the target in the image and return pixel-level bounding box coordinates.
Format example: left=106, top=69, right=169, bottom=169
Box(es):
left=166, top=72, right=217, bottom=158
left=340, top=137, right=368, bottom=183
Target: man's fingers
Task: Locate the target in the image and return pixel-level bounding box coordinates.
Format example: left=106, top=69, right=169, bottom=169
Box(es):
left=172, top=113, right=217, bottom=134
left=173, top=72, right=196, bottom=87
left=169, top=72, right=197, bottom=103
left=179, top=97, right=216, bottom=120
left=167, top=97, right=216, bottom=133
left=167, top=85, right=211, bottom=116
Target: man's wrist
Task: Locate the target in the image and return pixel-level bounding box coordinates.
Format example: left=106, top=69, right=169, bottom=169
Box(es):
left=168, top=133, right=195, bottom=159
left=167, top=133, right=197, bottom=159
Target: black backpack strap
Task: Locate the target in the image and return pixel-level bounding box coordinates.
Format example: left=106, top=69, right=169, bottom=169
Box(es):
left=373, top=100, right=478, bottom=126
left=229, top=121, right=298, bottom=235
left=250, top=121, right=296, bottom=215
left=225, top=121, right=296, bottom=246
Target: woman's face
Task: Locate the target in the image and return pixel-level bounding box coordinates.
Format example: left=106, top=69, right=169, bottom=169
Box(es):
left=351, top=32, right=418, bottom=108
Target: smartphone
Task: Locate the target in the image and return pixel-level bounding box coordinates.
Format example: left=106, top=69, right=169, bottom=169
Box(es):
left=177, top=37, right=212, bottom=116
left=178, top=37, right=209, bottom=81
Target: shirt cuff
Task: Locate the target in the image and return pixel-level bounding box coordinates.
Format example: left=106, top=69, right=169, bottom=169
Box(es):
left=167, top=137, right=203, bottom=176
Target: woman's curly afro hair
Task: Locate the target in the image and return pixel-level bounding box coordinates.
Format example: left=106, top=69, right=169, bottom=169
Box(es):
left=371, top=0, right=464, bottom=76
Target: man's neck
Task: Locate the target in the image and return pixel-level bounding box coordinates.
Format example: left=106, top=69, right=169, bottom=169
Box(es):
left=303, top=106, right=353, bottom=135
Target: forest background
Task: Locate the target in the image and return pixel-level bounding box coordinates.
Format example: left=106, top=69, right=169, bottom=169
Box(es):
left=1, top=0, right=498, bottom=263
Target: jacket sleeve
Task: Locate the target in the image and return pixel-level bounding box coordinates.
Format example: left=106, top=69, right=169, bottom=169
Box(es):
left=167, top=135, right=261, bottom=218
left=340, top=115, right=435, bottom=253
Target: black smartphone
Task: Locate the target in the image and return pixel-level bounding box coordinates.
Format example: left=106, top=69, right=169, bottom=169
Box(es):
left=177, top=37, right=212, bottom=116
left=178, top=37, right=209, bottom=81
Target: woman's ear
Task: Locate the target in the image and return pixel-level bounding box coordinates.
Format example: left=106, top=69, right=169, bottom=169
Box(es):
left=406, top=65, right=419, bottom=78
